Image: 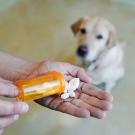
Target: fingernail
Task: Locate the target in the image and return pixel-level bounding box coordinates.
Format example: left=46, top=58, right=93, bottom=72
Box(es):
left=83, top=110, right=91, bottom=118
left=109, top=104, right=113, bottom=110
left=13, top=114, right=19, bottom=121
left=21, top=103, right=29, bottom=113
left=102, top=112, right=106, bottom=119
left=0, top=129, right=4, bottom=134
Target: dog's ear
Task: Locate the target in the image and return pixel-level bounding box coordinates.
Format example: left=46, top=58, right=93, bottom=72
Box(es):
left=106, top=24, right=117, bottom=48
left=71, top=18, right=83, bottom=35
left=71, top=16, right=90, bottom=35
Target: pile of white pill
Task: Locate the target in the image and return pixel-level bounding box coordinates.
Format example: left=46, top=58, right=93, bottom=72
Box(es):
left=61, top=78, right=80, bottom=100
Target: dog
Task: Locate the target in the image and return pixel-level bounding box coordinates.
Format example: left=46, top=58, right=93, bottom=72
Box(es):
left=71, top=16, right=125, bottom=92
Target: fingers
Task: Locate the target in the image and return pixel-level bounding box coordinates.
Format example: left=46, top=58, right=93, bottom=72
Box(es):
left=35, top=95, right=61, bottom=110
left=67, top=64, right=91, bottom=83
left=0, top=115, right=19, bottom=129
left=71, top=99, right=106, bottom=119
left=80, top=93, right=112, bottom=110
left=36, top=96, right=90, bottom=118
left=64, top=75, right=73, bottom=82
left=0, top=100, right=29, bottom=116
left=80, top=83, right=113, bottom=102
left=0, top=79, right=18, bottom=97
left=57, top=102, right=90, bottom=118
left=47, top=96, right=63, bottom=110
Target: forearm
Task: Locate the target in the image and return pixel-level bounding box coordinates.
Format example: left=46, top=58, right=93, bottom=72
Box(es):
left=0, top=51, right=37, bottom=81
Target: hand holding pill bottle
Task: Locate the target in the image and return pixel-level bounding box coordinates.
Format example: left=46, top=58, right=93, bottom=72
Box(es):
left=13, top=60, right=113, bottom=119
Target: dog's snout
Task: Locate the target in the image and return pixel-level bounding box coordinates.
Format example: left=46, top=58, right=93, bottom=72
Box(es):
left=77, top=45, right=88, bottom=58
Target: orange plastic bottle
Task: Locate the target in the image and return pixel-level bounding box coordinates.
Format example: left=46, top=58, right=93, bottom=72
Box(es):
left=15, top=71, right=65, bottom=101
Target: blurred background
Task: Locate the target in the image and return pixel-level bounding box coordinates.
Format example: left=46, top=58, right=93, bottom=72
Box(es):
left=0, top=0, right=135, bottom=135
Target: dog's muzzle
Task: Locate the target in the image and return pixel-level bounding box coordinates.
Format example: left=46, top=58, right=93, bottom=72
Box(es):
left=77, top=45, right=88, bottom=58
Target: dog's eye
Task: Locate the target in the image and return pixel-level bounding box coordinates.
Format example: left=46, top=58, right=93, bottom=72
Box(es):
left=96, top=34, right=103, bottom=39
left=80, top=28, right=87, bottom=34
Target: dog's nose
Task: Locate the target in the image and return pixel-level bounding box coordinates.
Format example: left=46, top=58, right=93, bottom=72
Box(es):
left=77, top=45, right=88, bottom=58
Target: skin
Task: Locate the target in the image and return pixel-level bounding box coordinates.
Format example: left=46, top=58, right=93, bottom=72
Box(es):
left=0, top=78, right=29, bottom=134
left=0, top=52, right=113, bottom=134
left=34, top=61, right=113, bottom=118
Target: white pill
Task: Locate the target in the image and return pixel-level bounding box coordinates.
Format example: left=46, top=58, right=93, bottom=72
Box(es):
left=69, top=91, right=76, bottom=98
left=68, top=78, right=80, bottom=91
left=64, top=89, right=68, bottom=93
left=61, top=93, right=69, bottom=99
left=64, top=81, right=69, bottom=93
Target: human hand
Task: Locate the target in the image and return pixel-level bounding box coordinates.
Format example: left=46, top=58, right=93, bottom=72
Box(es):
left=0, top=78, right=29, bottom=134
left=30, top=61, right=113, bottom=119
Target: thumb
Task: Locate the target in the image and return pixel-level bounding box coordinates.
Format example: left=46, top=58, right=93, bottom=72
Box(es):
left=0, top=77, right=18, bottom=97
left=67, top=64, right=92, bottom=83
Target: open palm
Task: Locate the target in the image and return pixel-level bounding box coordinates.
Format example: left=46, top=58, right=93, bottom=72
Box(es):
left=32, top=61, right=113, bottom=118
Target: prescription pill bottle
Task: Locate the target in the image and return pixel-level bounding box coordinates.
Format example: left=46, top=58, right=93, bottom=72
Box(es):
left=15, top=71, right=65, bottom=101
